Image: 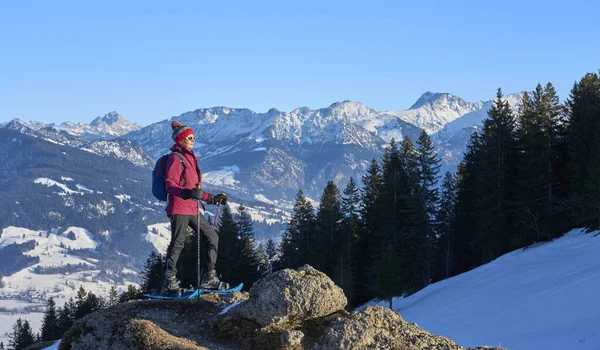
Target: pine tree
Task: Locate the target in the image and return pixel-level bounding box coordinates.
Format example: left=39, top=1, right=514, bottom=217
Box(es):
left=255, top=243, right=269, bottom=277
left=415, top=130, right=441, bottom=285
left=340, top=177, right=361, bottom=305
left=285, top=190, right=316, bottom=268
left=342, top=177, right=361, bottom=218
left=118, top=284, right=141, bottom=302
left=84, top=291, right=103, bottom=316
left=235, top=203, right=261, bottom=289
left=379, top=139, right=402, bottom=247
left=477, top=88, right=519, bottom=262
left=452, top=132, right=484, bottom=275
left=0, top=341, right=4, bottom=349
left=399, top=136, right=429, bottom=292
left=107, top=286, right=119, bottom=308
left=140, top=251, right=164, bottom=294
left=8, top=318, right=35, bottom=350
left=215, top=206, right=241, bottom=284
left=435, top=172, right=457, bottom=279
left=313, top=181, right=344, bottom=283
left=73, top=286, right=104, bottom=321
left=56, top=298, right=75, bottom=336
left=515, top=91, right=542, bottom=246
left=567, top=72, right=600, bottom=229
left=515, top=83, right=565, bottom=245
left=265, top=238, right=277, bottom=275
left=369, top=140, right=403, bottom=297
left=40, top=298, right=58, bottom=341
left=275, top=229, right=294, bottom=271
left=540, top=83, right=565, bottom=237
left=354, top=158, right=382, bottom=305
left=377, top=244, right=403, bottom=309
left=74, top=286, right=88, bottom=320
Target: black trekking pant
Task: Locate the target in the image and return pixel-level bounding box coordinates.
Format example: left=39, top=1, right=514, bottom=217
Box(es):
left=165, top=213, right=219, bottom=280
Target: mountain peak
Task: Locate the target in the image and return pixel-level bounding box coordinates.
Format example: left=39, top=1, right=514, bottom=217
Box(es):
left=90, top=111, right=124, bottom=126
left=327, top=100, right=365, bottom=109
left=409, top=92, right=453, bottom=110
left=6, top=118, right=26, bottom=126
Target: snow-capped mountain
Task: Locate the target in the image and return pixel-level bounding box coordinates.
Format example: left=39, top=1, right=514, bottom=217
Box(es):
left=125, top=101, right=423, bottom=201
left=2, top=93, right=526, bottom=202
left=125, top=92, right=524, bottom=202
left=126, top=102, right=419, bottom=160
left=83, top=139, right=154, bottom=168
left=384, top=92, right=485, bottom=135
left=56, top=111, right=141, bottom=140
left=3, top=118, right=153, bottom=168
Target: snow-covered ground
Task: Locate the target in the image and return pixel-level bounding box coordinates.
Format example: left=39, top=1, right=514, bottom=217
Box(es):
left=144, top=222, right=172, bottom=253
left=364, top=228, right=600, bottom=350
left=0, top=226, right=137, bottom=344
left=42, top=340, right=61, bottom=349
left=203, top=166, right=241, bottom=187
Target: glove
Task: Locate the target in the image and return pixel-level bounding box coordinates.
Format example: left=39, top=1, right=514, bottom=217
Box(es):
left=205, top=193, right=215, bottom=205
left=181, top=188, right=203, bottom=200
left=214, top=193, right=228, bottom=205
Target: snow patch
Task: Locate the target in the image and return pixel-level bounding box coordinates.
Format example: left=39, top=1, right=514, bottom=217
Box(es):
left=76, top=184, right=94, bottom=193
left=144, top=223, right=171, bottom=253
left=114, top=194, right=131, bottom=203
left=33, top=178, right=81, bottom=195
left=203, top=166, right=240, bottom=187
left=219, top=300, right=244, bottom=315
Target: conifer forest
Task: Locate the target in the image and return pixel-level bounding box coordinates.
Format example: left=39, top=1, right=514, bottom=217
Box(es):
left=140, top=71, right=600, bottom=309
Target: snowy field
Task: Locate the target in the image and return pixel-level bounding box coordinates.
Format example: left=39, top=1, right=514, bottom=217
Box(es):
left=364, top=228, right=600, bottom=350
left=0, top=226, right=136, bottom=344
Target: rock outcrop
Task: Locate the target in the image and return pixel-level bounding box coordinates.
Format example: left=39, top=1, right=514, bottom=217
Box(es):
left=216, top=265, right=347, bottom=332
left=58, top=265, right=505, bottom=350
left=315, top=305, right=479, bottom=350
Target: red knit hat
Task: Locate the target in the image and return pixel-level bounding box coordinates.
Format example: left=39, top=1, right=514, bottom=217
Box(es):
left=171, top=121, right=194, bottom=144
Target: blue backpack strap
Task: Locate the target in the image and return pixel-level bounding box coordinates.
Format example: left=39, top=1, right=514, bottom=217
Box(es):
left=170, top=152, right=187, bottom=187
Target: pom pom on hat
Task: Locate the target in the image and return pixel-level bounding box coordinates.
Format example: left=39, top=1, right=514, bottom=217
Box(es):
left=171, top=121, right=183, bottom=131
left=171, top=120, right=194, bottom=144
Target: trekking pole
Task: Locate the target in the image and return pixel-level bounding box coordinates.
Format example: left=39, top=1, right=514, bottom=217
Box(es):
left=213, top=199, right=223, bottom=230
left=196, top=183, right=202, bottom=301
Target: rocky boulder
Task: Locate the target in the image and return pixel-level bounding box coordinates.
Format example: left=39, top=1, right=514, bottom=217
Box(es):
left=315, top=305, right=502, bottom=350
left=217, top=264, right=347, bottom=332
left=58, top=292, right=246, bottom=350
left=56, top=265, right=504, bottom=350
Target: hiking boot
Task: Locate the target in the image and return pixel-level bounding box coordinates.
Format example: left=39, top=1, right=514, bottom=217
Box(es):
left=200, top=269, right=223, bottom=290
left=161, top=276, right=182, bottom=296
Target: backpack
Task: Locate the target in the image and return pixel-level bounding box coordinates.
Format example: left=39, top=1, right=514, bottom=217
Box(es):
left=152, top=152, right=186, bottom=201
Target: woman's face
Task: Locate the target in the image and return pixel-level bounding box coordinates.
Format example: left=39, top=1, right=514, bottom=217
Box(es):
left=181, top=135, right=195, bottom=150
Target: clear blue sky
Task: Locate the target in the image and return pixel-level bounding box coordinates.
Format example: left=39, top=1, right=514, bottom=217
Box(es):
left=1, top=0, right=598, bottom=126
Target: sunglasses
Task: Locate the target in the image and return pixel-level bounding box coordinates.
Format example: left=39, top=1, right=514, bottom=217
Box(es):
left=185, top=136, right=195, bottom=141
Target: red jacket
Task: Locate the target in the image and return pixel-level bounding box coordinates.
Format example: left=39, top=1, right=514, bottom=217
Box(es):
left=165, top=144, right=209, bottom=216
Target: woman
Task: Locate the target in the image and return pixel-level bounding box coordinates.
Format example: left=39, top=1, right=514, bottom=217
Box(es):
left=162, top=121, right=228, bottom=296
